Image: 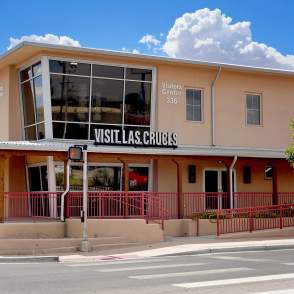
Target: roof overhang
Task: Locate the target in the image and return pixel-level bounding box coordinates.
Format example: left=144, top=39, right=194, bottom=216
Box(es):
left=0, top=141, right=286, bottom=159
left=1, top=42, right=294, bottom=77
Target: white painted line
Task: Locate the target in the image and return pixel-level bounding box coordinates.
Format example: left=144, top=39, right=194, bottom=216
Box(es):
left=129, top=267, right=252, bottom=280
left=98, top=262, right=205, bottom=272
left=282, top=263, right=294, bottom=266
left=66, top=258, right=172, bottom=267
left=210, top=256, right=270, bottom=262
left=250, top=289, right=294, bottom=294
left=173, top=273, right=294, bottom=289
left=0, top=262, right=42, bottom=265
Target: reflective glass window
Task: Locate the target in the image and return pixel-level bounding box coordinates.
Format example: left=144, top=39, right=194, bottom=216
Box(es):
left=92, top=64, right=124, bottom=79
left=91, top=78, right=123, bottom=124
left=51, top=75, right=90, bottom=122
left=124, top=81, right=151, bottom=125
left=126, top=68, right=152, bottom=81
left=53, top=122, right=89, bottom=139
left=128, top=166, right=149, bottom=191
left=49, top=60, right=91, bottom=76
left=22, top=81, right=35, bottom=126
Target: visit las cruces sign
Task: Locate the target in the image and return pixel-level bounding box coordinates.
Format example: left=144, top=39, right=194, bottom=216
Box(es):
left=94, top=128, right=178, bottom=148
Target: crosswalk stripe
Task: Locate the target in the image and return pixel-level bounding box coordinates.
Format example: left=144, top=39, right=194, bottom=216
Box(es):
left=173, top=272, right=294, bottom=289
left=210, top=256, right=270, bottom=262
left=250, top=289, right=294, bottom=294
left=66, top=258, right=172, bottom=267
left=129, top=267, right=251, bottom=280
left=97, top=262, right=205, bottom=272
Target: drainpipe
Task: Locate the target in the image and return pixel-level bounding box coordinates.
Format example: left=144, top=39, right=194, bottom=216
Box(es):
left=229, top=155, right=238, bottom=209
left=60, top=159, right=70, bottom=222
left=211, top=67, right=222, bottom=146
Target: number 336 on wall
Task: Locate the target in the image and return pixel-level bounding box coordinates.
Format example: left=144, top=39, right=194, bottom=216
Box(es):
left=166, top=97, right=178, bottom=104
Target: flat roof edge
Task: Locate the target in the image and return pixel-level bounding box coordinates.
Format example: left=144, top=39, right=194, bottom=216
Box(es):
left=1, top=41, right=294, bottom=77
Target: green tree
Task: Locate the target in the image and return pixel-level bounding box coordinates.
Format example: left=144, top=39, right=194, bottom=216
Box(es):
left=286, top=119, right=294, bottom=165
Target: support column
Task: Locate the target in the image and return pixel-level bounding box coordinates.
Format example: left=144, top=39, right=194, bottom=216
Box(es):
left=63, top=159, right=68, bottom=218
left=173, top=160, right=183, bottom=219
left=120, top=159, right=129, bottom=217
left=0, top=156, right=6, bottom=222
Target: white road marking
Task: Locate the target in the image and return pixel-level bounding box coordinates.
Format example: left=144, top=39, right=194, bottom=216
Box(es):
left=250, top=289, right=294, bottom=294
left=282, top=263, right=294, bottom=266
left=209, top=256, right=270, bottom=262
left=66, top=258, right=172, bottom=267
left=97, top=262, right=205, bottom=272
left=129, top=267, right=252, bottom=280
left=173, top=272, right=294, bottom=289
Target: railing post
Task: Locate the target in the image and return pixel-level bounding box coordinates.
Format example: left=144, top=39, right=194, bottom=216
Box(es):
left=280, top=205, right=283, bottom=229
left=249, top=207, right=254, bottom=233
left=216, top=210, right=220, bottom=237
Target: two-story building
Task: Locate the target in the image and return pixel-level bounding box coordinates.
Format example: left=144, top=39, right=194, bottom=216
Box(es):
left=0, top=41, right=294, bottom=225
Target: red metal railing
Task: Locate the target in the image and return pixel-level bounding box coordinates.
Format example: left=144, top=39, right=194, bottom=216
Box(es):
left=216, top=204, right=294, bottom=236
left=4, top=191, right=294, bottom=223
left=4, top=192, right=62, bottom=221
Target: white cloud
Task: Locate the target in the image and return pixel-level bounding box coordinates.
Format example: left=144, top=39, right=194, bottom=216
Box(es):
left=161, top=8, right=294, bottom=70
left=139, top=34, right=161, bottom=48
left=8, top=33, right=81, bottom=50
left=132, top=49, right=140, bottom=54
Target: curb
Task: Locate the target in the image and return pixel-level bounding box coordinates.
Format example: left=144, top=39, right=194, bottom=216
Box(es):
left=161, top=244, right=294, bottom=257
left=0, top=256, right=59, bottom=263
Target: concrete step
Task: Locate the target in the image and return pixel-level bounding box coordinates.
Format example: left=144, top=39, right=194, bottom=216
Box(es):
left=0, top=237, right=138, bottom=255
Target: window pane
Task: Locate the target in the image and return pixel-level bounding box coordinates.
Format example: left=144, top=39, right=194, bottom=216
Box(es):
left=40, top=165, right=48, bottom=191
left=126, top=68, right=152, bottom=81
left=53, top=122, right=89, bottom=139
left=55, top=165, right=64, bottom=191
left=34, top=76, right=44, bottom=122
left=22, top=80, right=35, bottom=126
left=92, top=64, right=124, bottom=79
left=91, top=78, right=123, bottom=124
left=247, top=109, right=260, bottom=125
left=186, top=89, right=194, bottom=105
left=20, top=67, right=33, bottom=82
left=193, top=90, right=202, bottom=106
left=124, top=81, right=151, bottom=125
left=246, top=94, right=260, bottom=110
left=194, top=106, right=201, bottom=121
left=90, top=124, right=122, bottom=140
left=51, top=75, right=90, bottom=122
left=128, top=167, right=149, bottom=191
left=70, top=165, right=83, bottom=191
left=88, top=166, right=121, bottom=191
left=37, top=123, right=45, bottom=140
left=186, top=105, right=193, bottom=121
left=32, top=62, right=42, bottom=77
left=25, top=126, right=36, bottom=140
left=28, top=167, right=41, bottom=191
left=49, top=60, right=91, bottom=76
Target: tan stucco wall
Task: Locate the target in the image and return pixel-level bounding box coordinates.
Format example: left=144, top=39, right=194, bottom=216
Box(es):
left=6, top=49, right=294, bottom=149
left=157, top=158, right=294, bottom=193
left=9, top=156, right=27, bottom=192
left=0, top=67, right=10, bottom=140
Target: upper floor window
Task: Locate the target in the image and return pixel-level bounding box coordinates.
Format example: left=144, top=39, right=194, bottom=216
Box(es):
left=20, top=62, right=45, bottom=140
left=49, top=60, right=152, bottom=140
left=186, top=88, right=202, bottom=122
left=246, top=93, right=261, bottom=125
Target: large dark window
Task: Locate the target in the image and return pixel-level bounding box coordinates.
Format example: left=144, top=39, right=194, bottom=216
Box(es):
left=91, top=78, right=123, bottom=124
left=20, top=62, right=45, bottom=140
left=27, top=165, right=48, bottom=191
left=49, top=59, right=153, bottom=140
left=124, top=81, right=151, bottom=125
left=128, top=166, right=149, bottom=191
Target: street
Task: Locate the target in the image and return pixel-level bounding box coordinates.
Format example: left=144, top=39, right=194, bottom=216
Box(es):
left=1, top=249, right=294, bottom=293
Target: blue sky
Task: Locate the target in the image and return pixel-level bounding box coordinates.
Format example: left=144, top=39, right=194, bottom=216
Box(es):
left=0, top=0, right=293, bottom=69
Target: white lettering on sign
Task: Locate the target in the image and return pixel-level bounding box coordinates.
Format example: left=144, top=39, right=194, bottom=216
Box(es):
left=161, top=81, right=182, bottom=104
left=94, top=129, right=177, bottom=148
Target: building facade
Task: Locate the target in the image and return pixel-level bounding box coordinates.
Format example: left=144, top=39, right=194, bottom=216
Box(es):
left=0, top=42, right=294, bottom=221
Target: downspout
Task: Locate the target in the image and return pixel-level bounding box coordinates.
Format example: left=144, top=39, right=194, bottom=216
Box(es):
left=211, top=67, right=222, bottom=146
left=60, top=160, right=70, bottom=222
left=229, top=155, right=238, bottom=209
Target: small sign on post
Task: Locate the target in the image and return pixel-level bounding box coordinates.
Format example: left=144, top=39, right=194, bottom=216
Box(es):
left=68, top=146, right=83, bottom=162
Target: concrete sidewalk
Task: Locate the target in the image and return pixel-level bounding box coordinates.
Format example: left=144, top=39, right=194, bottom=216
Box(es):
left=59, top=235, right=294, bottom=263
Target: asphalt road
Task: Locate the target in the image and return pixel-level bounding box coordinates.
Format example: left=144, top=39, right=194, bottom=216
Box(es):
left=2, top=249, right=294, bottom=294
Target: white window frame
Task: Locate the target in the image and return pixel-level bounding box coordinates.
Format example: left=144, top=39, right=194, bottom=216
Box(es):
left=45, top=56, right=156, bottom=141
left=245, top=92, right=262, bottom=126
left=185, top=87, right=204, bottom=123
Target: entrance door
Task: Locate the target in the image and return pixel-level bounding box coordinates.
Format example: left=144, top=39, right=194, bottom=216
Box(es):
left=204, top=169, right=234, bottom=210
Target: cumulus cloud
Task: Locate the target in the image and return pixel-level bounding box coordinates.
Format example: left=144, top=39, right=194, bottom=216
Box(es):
left=156, top=8, right=294, bottom=70
left=8, top=33, right=81, bottom=50
left=139, top=34, right=161, bottom=48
